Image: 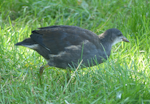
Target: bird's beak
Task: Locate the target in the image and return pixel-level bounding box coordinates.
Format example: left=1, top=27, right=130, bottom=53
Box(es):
left=122, top=36, right=129, bottom=42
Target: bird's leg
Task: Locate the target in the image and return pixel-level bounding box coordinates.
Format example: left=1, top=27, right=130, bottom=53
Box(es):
left=39, top=64, right=49, bottom=76
left=38, top=64, right=49, bottom=86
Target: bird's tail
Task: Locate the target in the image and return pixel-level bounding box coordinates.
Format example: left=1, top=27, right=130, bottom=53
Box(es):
left=15, top=38, right=38, bottom=49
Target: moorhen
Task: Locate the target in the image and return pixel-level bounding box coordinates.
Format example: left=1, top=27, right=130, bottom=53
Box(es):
left=15, top=25, right=129, bottom=75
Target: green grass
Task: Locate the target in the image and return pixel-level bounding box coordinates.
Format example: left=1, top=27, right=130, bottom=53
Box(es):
left=0, top=0, right=150, bottom=103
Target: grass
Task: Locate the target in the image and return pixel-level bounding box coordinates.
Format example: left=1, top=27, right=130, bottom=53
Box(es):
left=0, top=0, right=150, bottom=103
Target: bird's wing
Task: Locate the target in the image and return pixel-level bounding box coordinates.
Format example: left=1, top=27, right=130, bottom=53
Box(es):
left=30, top=25, right=100, bottom=54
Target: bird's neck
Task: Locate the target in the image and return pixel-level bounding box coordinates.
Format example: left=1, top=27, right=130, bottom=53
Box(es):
left=98, top=34, right=112, bottom=57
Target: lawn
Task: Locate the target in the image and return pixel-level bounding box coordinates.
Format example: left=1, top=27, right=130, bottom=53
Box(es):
left=0, top=0, right=150, bottom=103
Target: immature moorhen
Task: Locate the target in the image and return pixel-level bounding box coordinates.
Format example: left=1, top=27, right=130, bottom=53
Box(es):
left=15, top=25, right=129, bottom=75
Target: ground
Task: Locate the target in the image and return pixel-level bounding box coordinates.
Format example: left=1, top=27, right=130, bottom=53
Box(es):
left=0, top=0, right=150, bottom=103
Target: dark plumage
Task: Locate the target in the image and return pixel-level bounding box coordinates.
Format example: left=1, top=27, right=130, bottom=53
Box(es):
left=15, top=25, right=129, bottom=74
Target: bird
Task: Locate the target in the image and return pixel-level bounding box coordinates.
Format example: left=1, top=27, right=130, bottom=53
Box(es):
left=15, top=25, right=129, bottom=75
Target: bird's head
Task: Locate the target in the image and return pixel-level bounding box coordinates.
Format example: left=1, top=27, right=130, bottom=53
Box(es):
left=103, top=28, right=129, bottom=46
